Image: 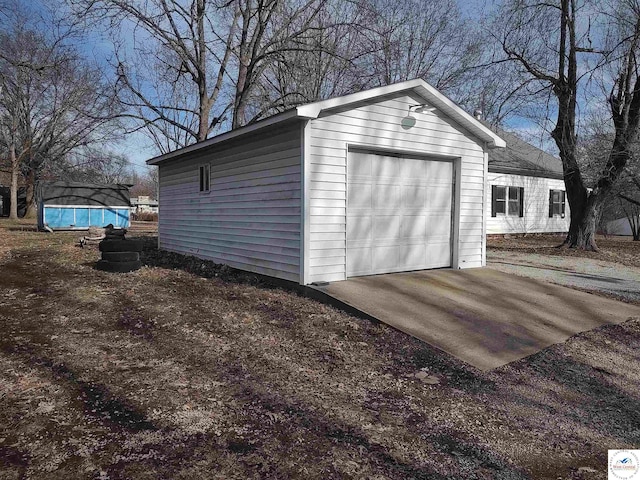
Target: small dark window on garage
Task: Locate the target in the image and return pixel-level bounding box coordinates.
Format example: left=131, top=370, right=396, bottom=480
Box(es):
left=199, top=164, right=210, bottom=192
left=549, top=189, right=566, bottom=217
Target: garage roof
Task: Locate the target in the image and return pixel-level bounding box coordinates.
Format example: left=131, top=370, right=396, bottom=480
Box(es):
left=147, top=79, right=506, bottom=165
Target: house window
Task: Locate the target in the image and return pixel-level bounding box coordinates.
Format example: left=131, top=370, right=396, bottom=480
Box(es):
left=508, top=186, right=521, bottom=216
left=549, top=189, right=566, bottom=217
left=199, top=164, right=210, bottom=192
left=492, top=185, right=524, bottom=217
left=493, top=186, right=506, bottom=215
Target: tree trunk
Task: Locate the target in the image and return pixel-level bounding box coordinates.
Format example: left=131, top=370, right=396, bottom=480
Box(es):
left=574, top=193, right=604, bottom=250
left=24, top=170, right=37, bottom=219
left=197, top=95, right=210, bottom=142
left=9, top=142, right=18, bottom=220
left=196, top=0, right=209, bottom=143
left=233, top=60, right=248, bottom=129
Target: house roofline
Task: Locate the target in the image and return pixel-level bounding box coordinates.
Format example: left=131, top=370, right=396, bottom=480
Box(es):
left=488, top=166, right=564, bottom=180
left=147, top=79, right=506, bottom=166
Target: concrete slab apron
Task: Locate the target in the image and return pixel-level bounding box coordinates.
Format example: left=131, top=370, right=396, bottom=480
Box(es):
left=316, top=268, right=640, bottom=370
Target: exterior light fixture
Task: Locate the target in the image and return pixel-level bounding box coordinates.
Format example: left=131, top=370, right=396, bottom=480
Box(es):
left=402, top=103, right=436, bottom=130
left=409, top=103, right=436, bottom=114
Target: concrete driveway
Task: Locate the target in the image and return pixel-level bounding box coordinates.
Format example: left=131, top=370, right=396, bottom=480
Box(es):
left=313, top=268, right=640, bottom=370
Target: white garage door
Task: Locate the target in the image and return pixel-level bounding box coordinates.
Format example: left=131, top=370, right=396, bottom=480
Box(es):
left=347, top=151, right=453, bottom=277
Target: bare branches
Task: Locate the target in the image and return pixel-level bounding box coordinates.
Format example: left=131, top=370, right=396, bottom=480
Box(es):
left=71, top=0, right=338, bottom=146
left=619, top=192, right=640, bottom=205
left=0, top=0, right=121, bottom=217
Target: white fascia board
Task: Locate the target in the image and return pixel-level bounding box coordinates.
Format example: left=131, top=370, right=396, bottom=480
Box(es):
left=146, top=109, right=300, bottom=165
left=294, top=79, right=427, bottom=118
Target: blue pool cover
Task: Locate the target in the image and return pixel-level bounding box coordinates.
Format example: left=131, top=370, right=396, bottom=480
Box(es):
left=38, top=182, right=131, bottom=231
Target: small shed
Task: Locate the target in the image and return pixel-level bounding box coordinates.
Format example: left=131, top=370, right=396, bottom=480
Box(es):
left=38, top=182, right=131, bottom=231
left=147, top=79, right=506, bottom=285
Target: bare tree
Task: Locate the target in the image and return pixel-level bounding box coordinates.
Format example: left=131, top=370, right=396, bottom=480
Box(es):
left=70, top=0, right=233, bottom=152
left=60, top=148, right=132, bottom=184
left=72, top=0, right=332, bottom=152
left=129, top=168, right=159, bottom=199
left=248, top=1, right=360, bottom=115
left=351, top=0, right=480, bottom=92
left=230, top=0, right=333, bottom=127
left=255, top=0, right=504, bottom=121
left=0, top=1, right=120, bottom=218
left=494, top=0, right=640, bottom=250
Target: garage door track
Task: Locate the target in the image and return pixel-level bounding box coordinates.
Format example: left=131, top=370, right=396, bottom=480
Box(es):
left=313, top=268, right=640, bottom=370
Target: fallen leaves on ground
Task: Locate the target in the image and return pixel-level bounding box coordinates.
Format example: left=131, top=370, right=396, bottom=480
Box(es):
left=1, top=221, right=638, bottom=479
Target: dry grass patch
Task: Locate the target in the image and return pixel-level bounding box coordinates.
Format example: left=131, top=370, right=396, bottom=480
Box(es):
left=1, top=219, right=638, bottom=479
left=488, top=234, right=640, bottom=267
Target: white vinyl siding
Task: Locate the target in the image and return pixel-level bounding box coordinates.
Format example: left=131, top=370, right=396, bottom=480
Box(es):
left=306, top=91, right=487, bottom=284
left=486, top=172, right=570, bottom=234
left=158, top=122, right=302, bottom=282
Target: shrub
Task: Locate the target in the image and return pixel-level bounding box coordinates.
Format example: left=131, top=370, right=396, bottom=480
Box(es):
left=133, top=212, right=158, bottom=222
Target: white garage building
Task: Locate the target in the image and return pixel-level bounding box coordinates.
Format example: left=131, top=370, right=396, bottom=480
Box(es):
left=147, top=79, right=505, bottom=285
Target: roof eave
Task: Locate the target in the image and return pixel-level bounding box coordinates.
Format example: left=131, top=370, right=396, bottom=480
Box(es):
left=146, top=109, right=302, bottom=165
left=488, top=165, right=564, bottom=180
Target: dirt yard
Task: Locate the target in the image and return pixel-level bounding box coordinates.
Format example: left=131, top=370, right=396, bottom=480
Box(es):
left=1, top=220, right=639, bottom=479
left=488, top=233, right=640, bottom=268
left=488, top=234, right=640, bottom=304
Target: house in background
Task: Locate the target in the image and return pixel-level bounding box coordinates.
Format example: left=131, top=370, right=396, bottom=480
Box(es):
left=484, top=124, right=570, bottom=235
left=130, top=195, right=159, bottom=216
left=148, top=79, right=505, bottom=285
left=37, top=182, right=131, bottom=230
left=0, top=185, right=27, bottom=217
left=605, top=216, right=639, bottom=237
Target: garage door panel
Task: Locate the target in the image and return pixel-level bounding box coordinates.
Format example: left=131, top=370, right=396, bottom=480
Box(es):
left=373, top=214, right=401, bottom=240
left=374, top=183, right=401, bottom=209
left=403, top=185, right=427, bottom=208
left=426, top=212, right=452, bottom=235
left=347, top=246, right=372, bottom=276
left=348, top=182, right=372, bottom=209
left=349, top=152, right=372, bottom=177
left=427, top=185, right=452, bottom=211
left=347, top=214, right=372, bottom=241
left=399, top=243, right=427, bottom=268
left=427, top=161, right=453, bottom=181
left=373, top=245, right=399, bottom=271
left=401, top=215, right=427, bottom=239
left=347, top=151, right=453, bottom=277
left=372, top=156, right=401, bottom=180
left=427, top=242, right=451, bottom=268
left=401, top=158, right=427, bottom=180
